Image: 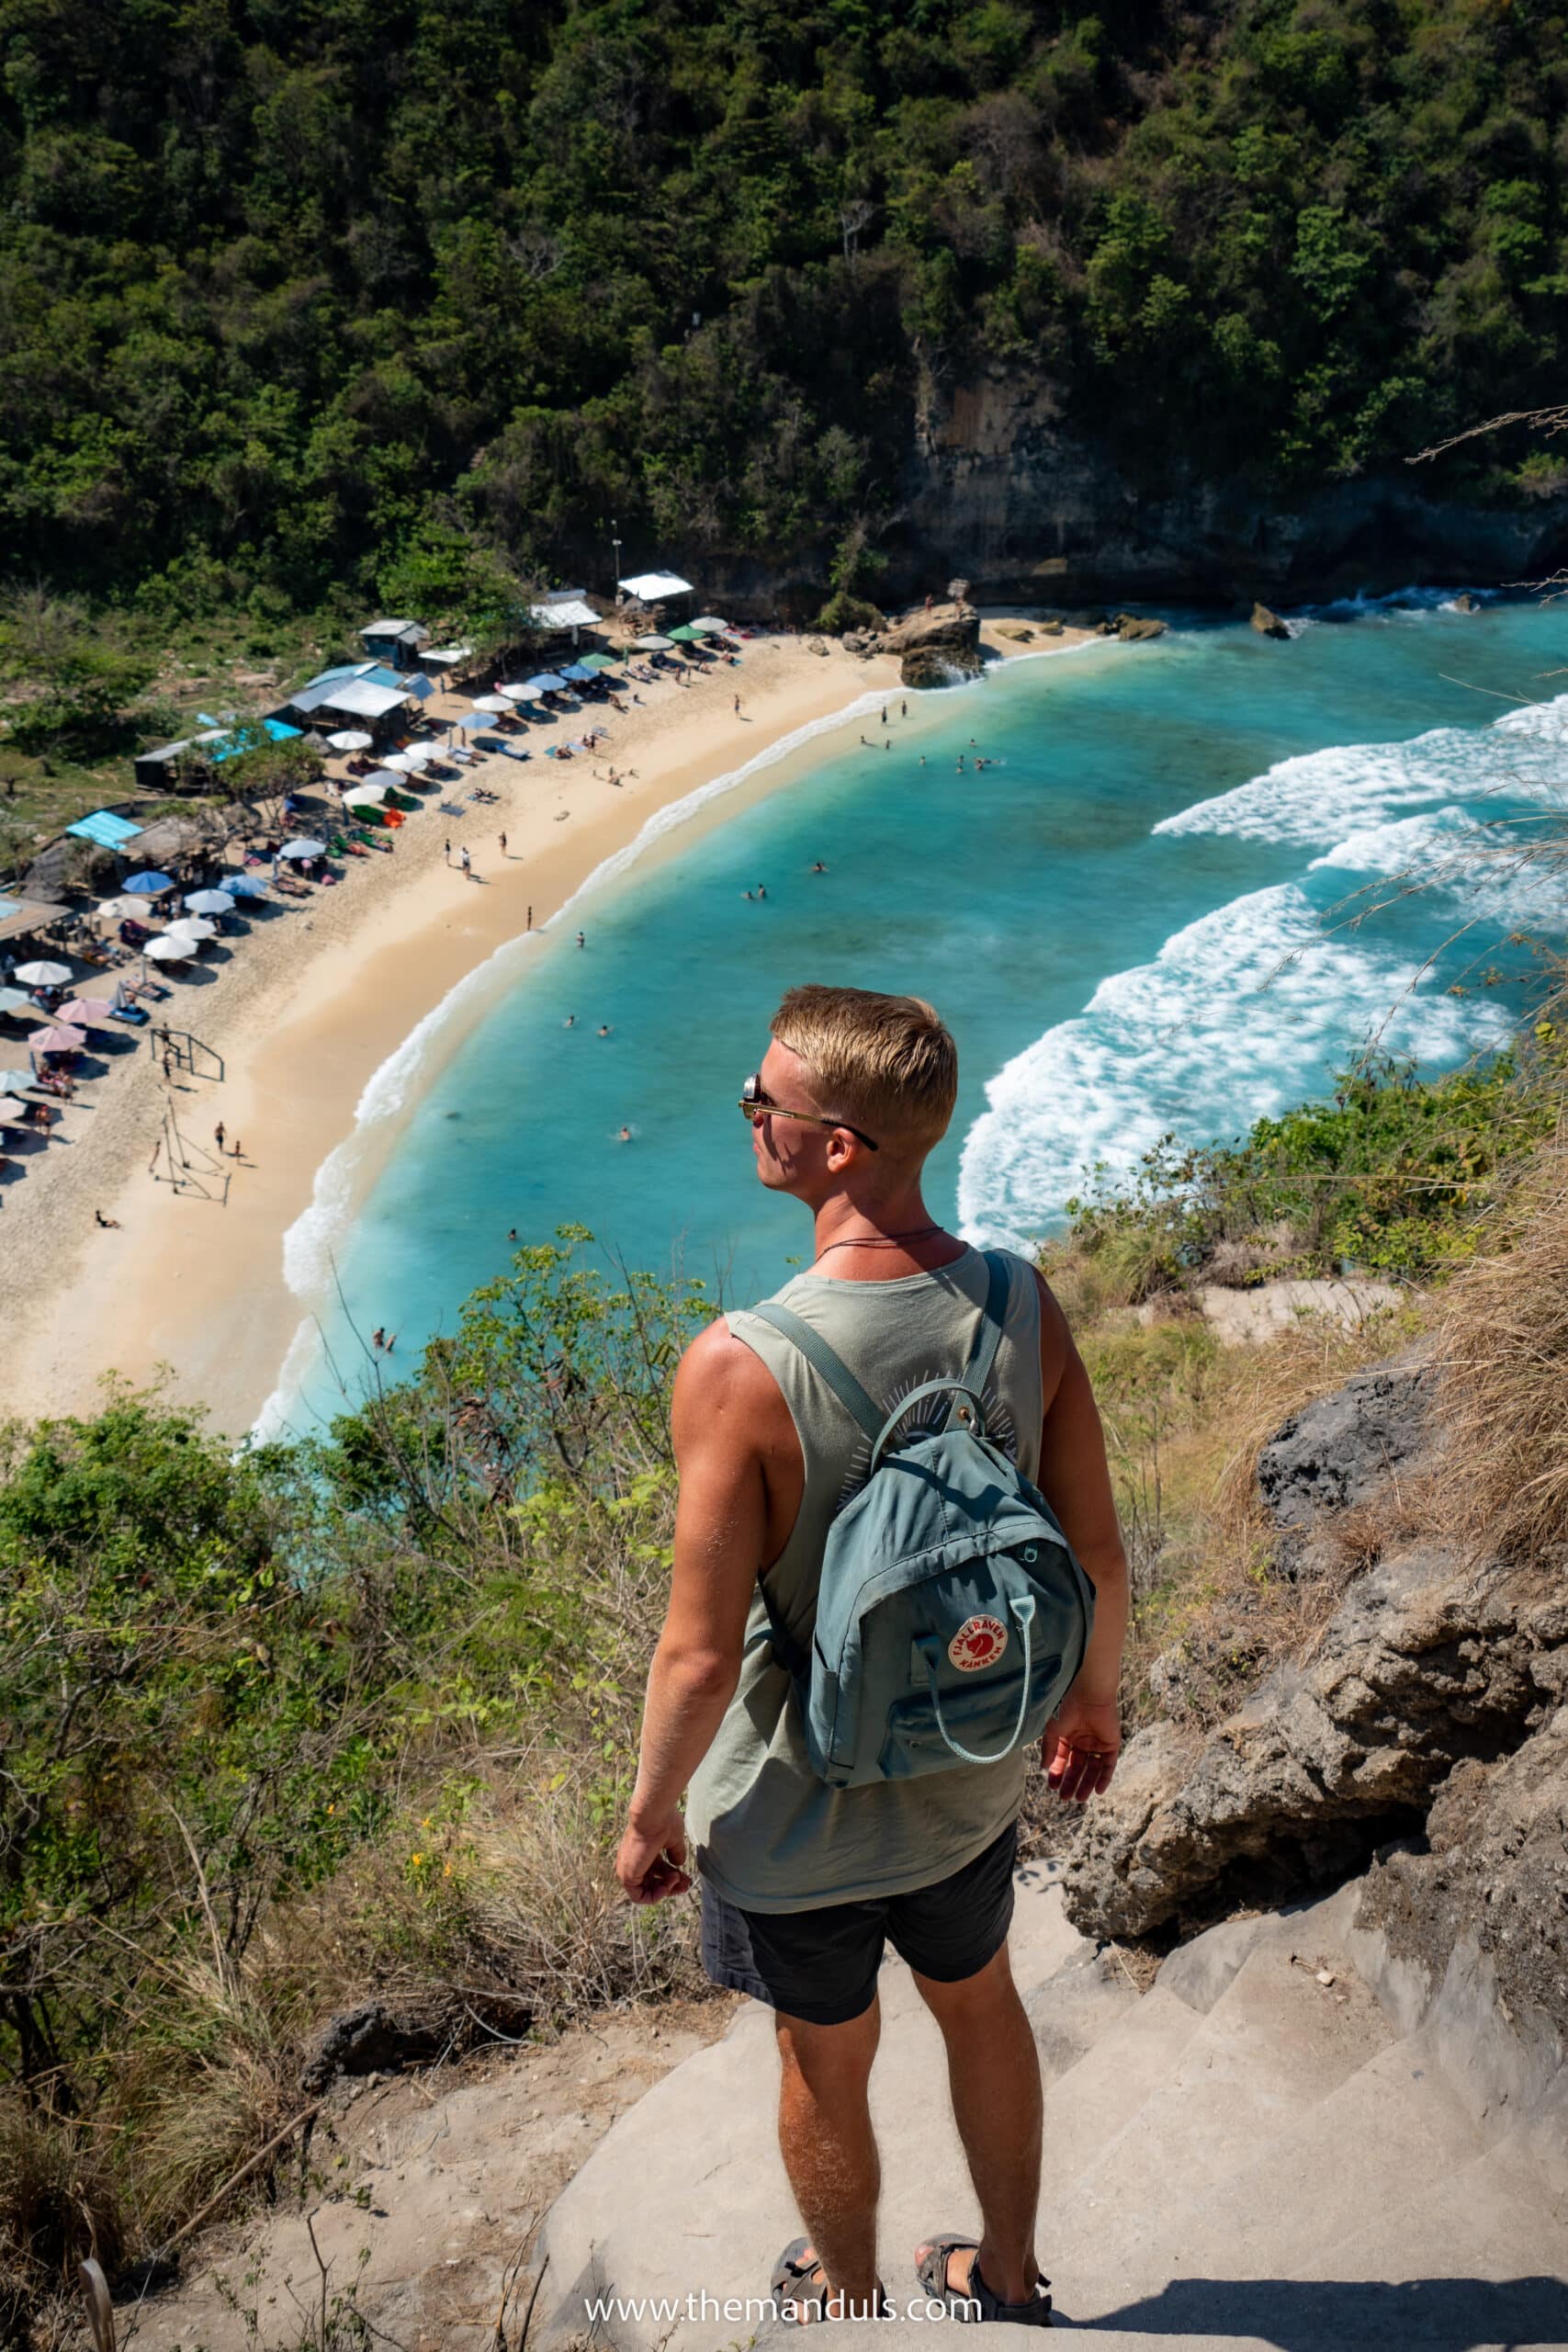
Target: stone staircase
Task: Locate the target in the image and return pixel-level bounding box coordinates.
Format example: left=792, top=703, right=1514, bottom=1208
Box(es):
left=535, top=1861, right=1568, bottom=2352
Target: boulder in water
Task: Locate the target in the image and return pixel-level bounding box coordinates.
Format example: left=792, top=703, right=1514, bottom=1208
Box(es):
left=1251, top=601, right=1291, bottom=639
left=1452, top=592, right=1479, bottom=613
left=1115, top=614, right=1168, bottom=641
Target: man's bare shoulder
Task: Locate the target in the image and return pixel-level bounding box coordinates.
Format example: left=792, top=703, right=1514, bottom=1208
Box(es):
left=674, top=1312, right=789, bottom=1419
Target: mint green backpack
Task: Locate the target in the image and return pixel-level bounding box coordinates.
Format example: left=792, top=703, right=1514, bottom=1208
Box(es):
left=750, top=1252, right=1095, bottom=1789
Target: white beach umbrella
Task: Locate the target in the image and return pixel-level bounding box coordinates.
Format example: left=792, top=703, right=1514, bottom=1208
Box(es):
left=0, top=1067, right=33, bottom=1089
left=690, top=616, right=730, bottom=633
left=400, top=742, right=436, bottom=765
left=142, top=937, right=189, bottom=962
left=13, top=960, right=73, bottom=987
left=380, top=750, right=420, bottom=771
left=326, top=729, right=373, bottom=752
left=0, top=1097, right=31, bottom=1124
left=343, top=783, right=389, bottom=807
left=97, top=897, right=150, bottom=922
left=501, top=681, right=545, bottom=702
left=278, top=838, right=326, bottom=859
left=473, top=694, right=513, bottom=713
left=184, top=888, right=235, bottom=915
left=634, top=635, right=673, bottom=652
left=0, top=987, right=31, bottom=1015
left=167, top=917, right=217, bottom=943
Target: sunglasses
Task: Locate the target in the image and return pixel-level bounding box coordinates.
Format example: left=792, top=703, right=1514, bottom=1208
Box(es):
left=739, top=1071, right=879, bottom=1151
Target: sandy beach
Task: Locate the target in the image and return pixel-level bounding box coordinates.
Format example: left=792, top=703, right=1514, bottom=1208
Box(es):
left=2, top=619, right=1094, bottom=1436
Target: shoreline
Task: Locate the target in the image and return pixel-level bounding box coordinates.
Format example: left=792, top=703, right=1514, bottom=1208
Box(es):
left=6, top=620, right=1097, bottom=1436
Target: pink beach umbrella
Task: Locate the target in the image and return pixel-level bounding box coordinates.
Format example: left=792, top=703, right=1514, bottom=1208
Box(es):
left=31, top=1023, right=86, bottom=1053
left=58, top=999, right=115, bottom=1027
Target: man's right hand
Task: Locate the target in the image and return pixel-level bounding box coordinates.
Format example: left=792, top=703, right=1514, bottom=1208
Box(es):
left=615, top=1809, right=692, bottom=1905
left=1042, top=1693, right=1121, bottom=1803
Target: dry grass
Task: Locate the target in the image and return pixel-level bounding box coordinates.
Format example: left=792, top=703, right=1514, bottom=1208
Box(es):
left=0, top=2098, right=123, bottom=2346
left=1431, top=1140, right=1568, bottom=1564
left=1076, top=1288, right=1435, bottom=1733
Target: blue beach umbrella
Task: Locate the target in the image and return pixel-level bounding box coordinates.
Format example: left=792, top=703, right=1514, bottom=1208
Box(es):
left=559, top=662, right=597, bottom=683
left=123, top=870, right=175, bottom=896
left=527, top=673, right=569, bottom=692
left=225, top=874, right=271, bottom=899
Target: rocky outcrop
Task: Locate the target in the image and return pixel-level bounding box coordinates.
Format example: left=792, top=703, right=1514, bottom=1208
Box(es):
left=1257, top=1361, right=1430, bottom=1529
left=1062, top=1354, right=1567, bottom=1948
left=869, top=602, right=982, bottom=686
left=1251, top=601, right=1291, bottom=639
left=1113, top=612, right=1168, bottom=640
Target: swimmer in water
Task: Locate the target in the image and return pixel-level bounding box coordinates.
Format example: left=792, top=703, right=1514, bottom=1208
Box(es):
left=809, top=860, right=827, bottom=873
left=597, top=1023, right=611, bottom=1036
left=564, top=1013, right=576, bottom=1027
left=618, top=1124, right=632, bottom=1142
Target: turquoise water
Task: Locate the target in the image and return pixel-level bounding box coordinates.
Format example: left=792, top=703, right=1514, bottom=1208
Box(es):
left=269, top=594, right=1566, bottom=1430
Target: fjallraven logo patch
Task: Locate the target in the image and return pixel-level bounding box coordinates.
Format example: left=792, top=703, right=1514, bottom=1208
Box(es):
left=949, top=1614, right=1008, bottom=1671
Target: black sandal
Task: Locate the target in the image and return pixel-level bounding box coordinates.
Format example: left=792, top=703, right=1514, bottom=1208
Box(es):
left=771, top=2239, right=890, bottom=2324
left=915, top=2235, right=1053, bottom=2326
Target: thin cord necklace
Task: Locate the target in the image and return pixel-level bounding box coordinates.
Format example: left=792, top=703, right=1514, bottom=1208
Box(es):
left=814, top=1223, right=944, bottom=1258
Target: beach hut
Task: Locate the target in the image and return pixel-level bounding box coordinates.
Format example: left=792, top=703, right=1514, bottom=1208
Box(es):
left=618, top=571, right=694, bottom=603
left=67, top=809, right=143, bottom=851
left=358, top=620, right=430, bottom=671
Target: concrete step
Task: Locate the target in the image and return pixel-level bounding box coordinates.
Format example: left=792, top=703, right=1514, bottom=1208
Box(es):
left=1057, top=1934, right=1394, bottom=2308
left=1063, top=2030, right=1479, bottom=2304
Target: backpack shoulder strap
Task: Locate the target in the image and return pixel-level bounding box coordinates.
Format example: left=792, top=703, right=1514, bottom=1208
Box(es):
left=957, top=1249, right=1011, bottom=1416
left=744, top=1301, right=884, bottom=1442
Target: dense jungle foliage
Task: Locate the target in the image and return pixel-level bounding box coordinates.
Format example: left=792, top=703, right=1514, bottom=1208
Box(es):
left=3, top=0, right=1567, bottom=624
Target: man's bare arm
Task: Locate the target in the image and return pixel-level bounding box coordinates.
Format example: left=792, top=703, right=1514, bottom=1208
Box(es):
left=615, top=1319, right=777, bottom=1903
left=1033, top=1271, right=1130, bottom=1802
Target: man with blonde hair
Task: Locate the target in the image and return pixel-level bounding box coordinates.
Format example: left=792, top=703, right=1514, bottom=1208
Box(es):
left=616, top=984, right=1128, bottom=2327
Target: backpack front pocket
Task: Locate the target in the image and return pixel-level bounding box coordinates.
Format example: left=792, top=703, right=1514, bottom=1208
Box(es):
left=875, top=1651, right=1065, bottom=1780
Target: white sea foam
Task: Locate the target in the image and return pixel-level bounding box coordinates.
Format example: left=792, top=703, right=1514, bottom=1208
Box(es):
left=954, top=877, right=1515, bottom=1251
left=252, top=682, right=899, bottom=1437
left=1154, top=693, right=1568, bottom=848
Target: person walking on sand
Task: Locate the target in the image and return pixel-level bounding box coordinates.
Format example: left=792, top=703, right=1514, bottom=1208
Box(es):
left=445, top=839, right=451, bottom=864
left=500, top=831, right=507, bottom=857
left=461, top=844, right=472, bottom=879
left=527, top=905, right=533, bottom=930
left=615, top=985, right=1127, bottom=2327
left=231, top=1137, right=242, bottom=1160
left=214, top=1121, right=225, bottom=1153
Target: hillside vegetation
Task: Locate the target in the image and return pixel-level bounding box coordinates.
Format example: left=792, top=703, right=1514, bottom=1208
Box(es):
left=3, top=0, right=1566, bottom=628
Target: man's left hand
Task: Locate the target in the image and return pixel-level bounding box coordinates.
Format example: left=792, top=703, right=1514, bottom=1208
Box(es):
left=615, top=1810, right=692, bottom=1905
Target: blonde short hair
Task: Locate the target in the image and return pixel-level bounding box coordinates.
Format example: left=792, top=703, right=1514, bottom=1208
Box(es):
left=770, top=985, right=958, bottom=1153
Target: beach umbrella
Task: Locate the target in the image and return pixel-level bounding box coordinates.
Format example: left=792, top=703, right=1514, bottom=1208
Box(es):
left=0, top=1097, right=31, bottom=1124
left=13, top=960, right=73, bottom=987
left=473, top=694, right=513, bottom=713
left=326, top=729, right=373, bottom=752
left=560, top=662, right=598, bottom=682
left=634, top=635, right=673, bottom=652
left=342, top=786, right=388, bottom=809
left=142, top=938, right=188, bottom=963
left=454, top=711, right=496, bottom=734
left=0, top=987, right=31, bottom=1015
left=166, top=917, right=217, bottom=942
left=278, top=838, right=326, bottom=859
left=501, top=681, right=545, bottom=702
left=57, top=999, right=115, bottom=1026
left=184, top=888, right=235, bottom=915
left=122, top=870, right=175, bottom=896
left=527, top=672, right=569, bottom=691
left=690, top=616, right=729, bottom=633
left=225, top=874, right=271, bottom=899
left=96, top=895, right=152, bottom=923
left=30, top=1023, right=85, bottom=1051
left=0, top=1065, right=33, bottom=1087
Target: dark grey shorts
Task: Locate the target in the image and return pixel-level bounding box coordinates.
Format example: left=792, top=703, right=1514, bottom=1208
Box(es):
left=698, top=1819, right=1018, bottom=2027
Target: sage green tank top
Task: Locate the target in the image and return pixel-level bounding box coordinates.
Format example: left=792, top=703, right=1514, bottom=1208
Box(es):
left=685, top=1243, right=1043, bottom=1912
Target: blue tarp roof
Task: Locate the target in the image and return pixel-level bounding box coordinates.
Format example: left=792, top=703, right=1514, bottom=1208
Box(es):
left=209, top=718, right=302, bottom=761
left=67, top=810, right=143, bottom=848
